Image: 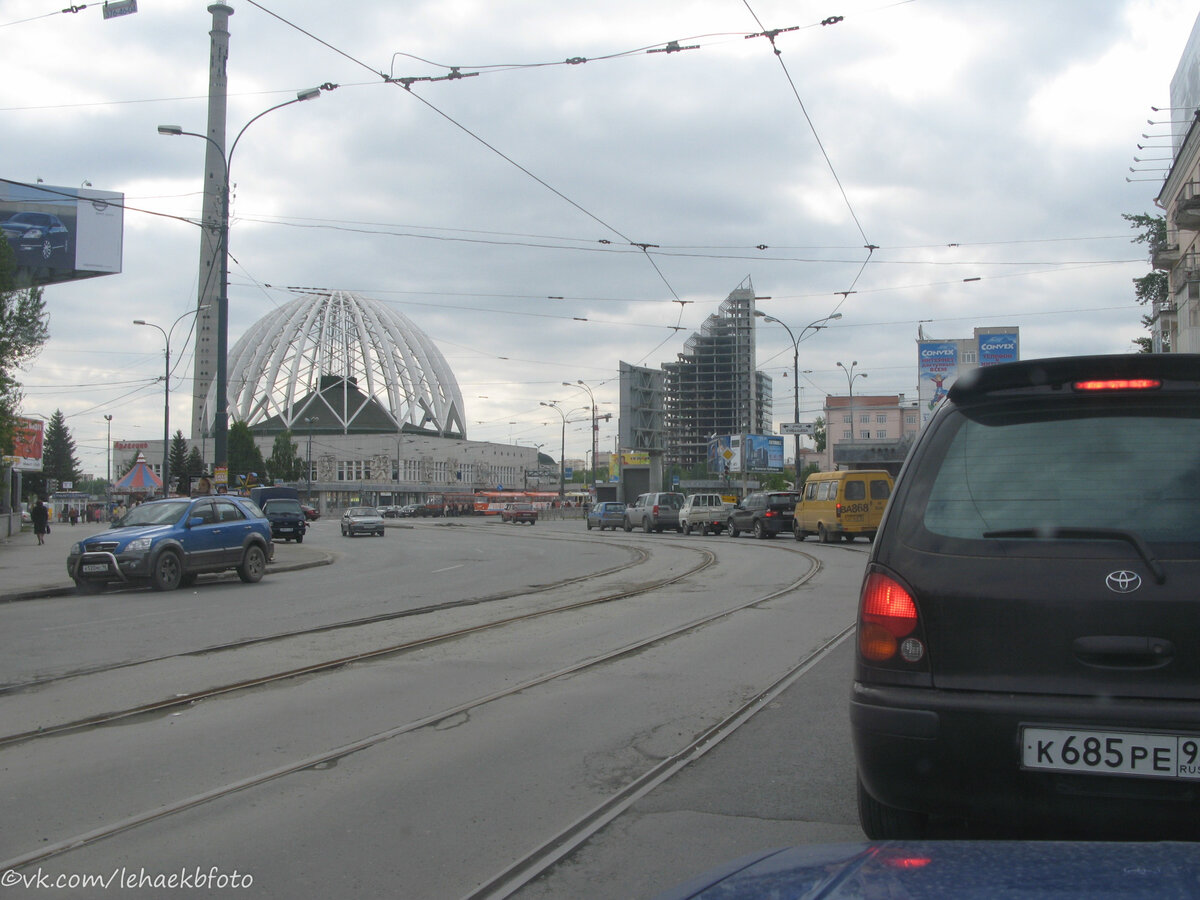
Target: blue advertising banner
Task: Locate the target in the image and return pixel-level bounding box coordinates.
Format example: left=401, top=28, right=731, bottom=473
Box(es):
left=978, top=332, right=1019, bottom=366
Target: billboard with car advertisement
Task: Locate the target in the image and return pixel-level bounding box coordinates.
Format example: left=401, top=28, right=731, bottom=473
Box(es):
left=0, top=180, right=123, bottom=287
left=708, top=434, right=784, bottom=473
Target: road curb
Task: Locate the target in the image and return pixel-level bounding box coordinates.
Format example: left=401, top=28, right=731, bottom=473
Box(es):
left=0, top=549, right=336, bottom=604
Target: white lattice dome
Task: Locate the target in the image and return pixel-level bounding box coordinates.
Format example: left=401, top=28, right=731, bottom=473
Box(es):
left=209, top=290, right=466, bottom=437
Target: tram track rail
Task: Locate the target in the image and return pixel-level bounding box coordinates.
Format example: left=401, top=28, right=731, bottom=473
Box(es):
left=0, top=536, right=652, bottom=697
left=0, top=545, right=825, bottom=873
left=0, top=539, right=708, bottom=747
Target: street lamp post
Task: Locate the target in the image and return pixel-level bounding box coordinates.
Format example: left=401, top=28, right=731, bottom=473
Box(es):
left=158, top=85, right=324, bottom=472
left=562, top=380, right=598, bottom=490
left=134, top=305, right=210, bottom=497
left=540, top=401, right=567, bottom=502
left=837, top=360, right=868, bottom=450
left=756, top=312, right=842, bottom=483
left=104, top=414, right=112, bottom=516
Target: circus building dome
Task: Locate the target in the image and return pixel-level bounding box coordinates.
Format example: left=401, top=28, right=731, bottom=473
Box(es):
left=212, top=290, right=467, bottom=438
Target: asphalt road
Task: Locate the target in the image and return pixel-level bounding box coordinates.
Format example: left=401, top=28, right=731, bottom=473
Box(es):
left=0, top=518, right=870, bottom=899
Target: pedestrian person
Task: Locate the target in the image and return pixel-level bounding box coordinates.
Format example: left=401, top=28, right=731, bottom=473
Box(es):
left=69, top=507, right=78, bottom=526
left=31, top=499, right=49, bottom=546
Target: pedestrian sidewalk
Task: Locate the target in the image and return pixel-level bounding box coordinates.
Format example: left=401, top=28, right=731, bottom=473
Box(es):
left=0, top=521, right=332, bottom=603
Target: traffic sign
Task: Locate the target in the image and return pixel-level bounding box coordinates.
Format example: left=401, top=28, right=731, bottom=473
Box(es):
left=780, top=422, right=815, bottom=435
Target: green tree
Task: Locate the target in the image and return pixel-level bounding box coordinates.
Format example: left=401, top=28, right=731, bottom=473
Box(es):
left=169, top=430, right=190, bottom=493
left=0, top=239, right=49, bottom=455
left=266, top=430, right=304, bottom=482
left=812, top=416, right=827, bottom=453
left=1124, top=212, right=1170, bottom=351
left=228, top=421, right=266, bottom=485
left=43, top=409, right=81, bottom=486
left=186, top=446, right=205, bottom=478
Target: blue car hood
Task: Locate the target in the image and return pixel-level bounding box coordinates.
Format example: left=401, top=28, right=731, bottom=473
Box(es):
left=653, top=842, right=1200, bottom=899
left=85, top=523, right=176, bottom=546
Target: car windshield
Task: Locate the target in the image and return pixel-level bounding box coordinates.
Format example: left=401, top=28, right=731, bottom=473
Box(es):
left=116, top=500, right=190, bottom=527
left=349, top=508, right=379, bottom=517
left=263, top=499, right=303, bottom=514
left=921, top=403, right=1200, bottom=543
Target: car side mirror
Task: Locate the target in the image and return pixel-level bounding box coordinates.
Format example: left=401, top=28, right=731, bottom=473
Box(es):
left=188, top=516, right=204, bottom=528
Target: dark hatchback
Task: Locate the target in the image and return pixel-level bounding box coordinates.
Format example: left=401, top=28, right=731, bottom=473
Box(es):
left=261, top=497, right=307, bottom=542
left=852, top=354, right=1200, bottom=839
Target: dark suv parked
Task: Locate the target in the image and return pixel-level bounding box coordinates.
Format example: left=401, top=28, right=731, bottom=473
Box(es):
left=623, top=492, right=684, bottom=533
left=726, top=491, right=800, bottom=539
left=852, top=354, right=1200, bottom=839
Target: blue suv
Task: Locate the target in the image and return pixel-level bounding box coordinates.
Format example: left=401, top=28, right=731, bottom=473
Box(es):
left=67, top=496, right=274, bottom=593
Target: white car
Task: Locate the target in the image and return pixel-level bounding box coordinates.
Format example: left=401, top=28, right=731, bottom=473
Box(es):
left=679, top=493, right=731, bottom=535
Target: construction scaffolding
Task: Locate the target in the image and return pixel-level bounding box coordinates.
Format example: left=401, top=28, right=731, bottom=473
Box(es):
left=663, top=278, right=773, bottom=470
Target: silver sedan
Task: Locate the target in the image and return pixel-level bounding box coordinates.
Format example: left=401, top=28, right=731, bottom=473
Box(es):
left=340, top=506, right=386, bottom=537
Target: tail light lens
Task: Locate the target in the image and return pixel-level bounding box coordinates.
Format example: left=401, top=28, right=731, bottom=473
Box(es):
left=858, top=571, right=926, bottom=665
left=652, top=505, right=660, bottom=516
left=835, top=502, right=843, bottom=519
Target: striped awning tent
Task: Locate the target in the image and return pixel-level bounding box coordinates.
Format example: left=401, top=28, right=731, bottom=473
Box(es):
left=113, top=452, right=163, bottom=494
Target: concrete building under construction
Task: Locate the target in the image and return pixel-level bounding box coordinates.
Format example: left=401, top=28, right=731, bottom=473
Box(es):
left=663, top=279, right=773, bottom=470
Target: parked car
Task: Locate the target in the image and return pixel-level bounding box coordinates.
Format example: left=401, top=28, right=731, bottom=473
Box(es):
left=623, top=492, right=685, bottom=533
left=726, top=491, right=800, bottom=539
left=679, top=493, right=730, bottom=535
left=500, top=503, right=538, bottom=525
left=66, top=495, right=274, bottom=593
left=1, top=211, right=70, bottom=260
left=396, top=504, right=421, bottom=518
left=853, top=354, right=1200, bottom=839
left=341, top=506, right=386, bottom=537
left=586, top=501, right=626, bottom=531
left=378, top=505, right=401, bottom=518
left=300, top=503, right=320, bottom=521
left=261, top=497, right=307, bottom=543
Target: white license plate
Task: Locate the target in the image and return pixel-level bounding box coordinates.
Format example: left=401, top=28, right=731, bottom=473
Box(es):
left=1023, top=727, right=1200, bottom=781
left=82, top=564, right=109, bottom=574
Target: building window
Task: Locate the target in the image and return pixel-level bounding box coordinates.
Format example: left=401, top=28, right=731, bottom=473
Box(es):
left=905, top=414, right=917, bottom=425
left=842, top=414, right=852, bottom=424
left=876, top=414, right=887, bottom=424
left=875, top=430, right=888, bottom=439
left=859, top=430, right=870, bottom=440
left=843, top=429, right=853, bottom=439
left=860, top=414, right=871, bottom=424
left=962, top=350, right=977, bottom=364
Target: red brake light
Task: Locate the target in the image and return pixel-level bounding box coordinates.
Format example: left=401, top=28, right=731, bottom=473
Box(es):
left=859, top=572, right=921, bottom=664
left=835, top=502, right=843, bottom=518
left=1073, top=378, right=1161, bottom=392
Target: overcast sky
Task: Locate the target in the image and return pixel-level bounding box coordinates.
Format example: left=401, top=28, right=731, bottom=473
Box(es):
left=5, top=0, right=1197, bottom=475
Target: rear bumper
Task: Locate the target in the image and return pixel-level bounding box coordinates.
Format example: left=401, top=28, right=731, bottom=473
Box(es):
left=851, top=682, right=1200, bottom=829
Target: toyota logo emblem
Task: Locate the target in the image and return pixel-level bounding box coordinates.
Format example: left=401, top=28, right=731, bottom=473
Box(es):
left=1106, top=571, right=1142, bottom=593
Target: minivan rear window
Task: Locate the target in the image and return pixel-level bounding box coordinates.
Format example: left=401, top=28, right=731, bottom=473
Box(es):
left=920, top=406, right=1200, bottom=543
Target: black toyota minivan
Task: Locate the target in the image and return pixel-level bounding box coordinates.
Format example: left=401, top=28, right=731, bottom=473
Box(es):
left=852, top=354, right=1200, bottom=838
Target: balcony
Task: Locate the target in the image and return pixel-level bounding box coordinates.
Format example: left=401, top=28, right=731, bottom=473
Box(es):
left=1175, top=195, right=1200, bottom=231
left=1152, top=243, right=1182, bottom=270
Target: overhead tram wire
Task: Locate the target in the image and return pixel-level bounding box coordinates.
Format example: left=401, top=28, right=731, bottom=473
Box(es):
left=244, top=0, right=695, bottom=357
left=741, top=0, right=879, bottom=310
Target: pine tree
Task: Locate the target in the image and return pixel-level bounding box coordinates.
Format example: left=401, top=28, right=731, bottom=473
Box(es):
left=169, top=430, right=190, bottom=494
left=228, top=421, right=265, bottom=486
left=43, top=409, right=81, bottom=488
left=186, top=446, right=205, bottom=478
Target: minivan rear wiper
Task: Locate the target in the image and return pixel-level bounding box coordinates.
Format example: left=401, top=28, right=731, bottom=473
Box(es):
left=983, top=526, right=1166, bottom=585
